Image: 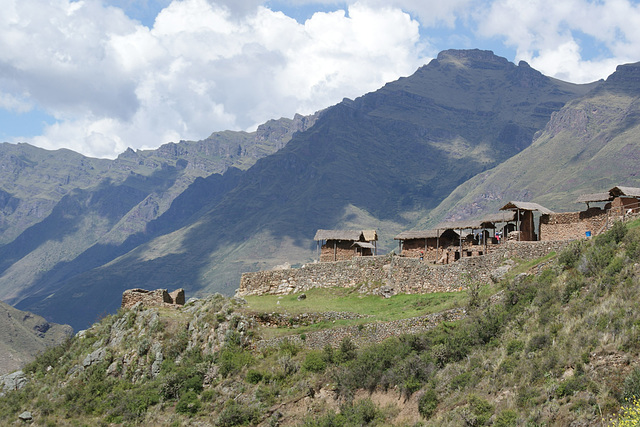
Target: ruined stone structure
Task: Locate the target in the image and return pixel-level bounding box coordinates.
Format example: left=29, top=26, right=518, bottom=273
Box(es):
left=394, top=229, right=461, bottom=262
left=237, top=240, right=570, bottom=298
left=539, top=207, right=609, bottom=241
left=121, top=288, right=185, bottom=309
left=314, top=229, right=377, bottom=262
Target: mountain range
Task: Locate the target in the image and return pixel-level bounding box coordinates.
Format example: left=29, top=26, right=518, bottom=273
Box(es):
left=2, top=49, right=640, bottom=331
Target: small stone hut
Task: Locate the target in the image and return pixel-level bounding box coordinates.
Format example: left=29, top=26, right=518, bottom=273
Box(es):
left=314, top=229, right=377, bottom=262
left=121, top=288, right=185, bottom=309
left=609, top=186, right=640, bottom=216
left=499, top=201, right=553, bottom=241
left=394, top=229, right=460, bottom=261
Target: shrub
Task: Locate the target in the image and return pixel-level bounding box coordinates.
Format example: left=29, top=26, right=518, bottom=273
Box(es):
left=494, top=409, right=518, bottom=427
left=216, top=400, right=260, bottom=427
left=176, top=390, right=200, bottom=415
left=556, top=374, right=588, bottom=398
left=418, top=389, right=438, bottom=419
left=527, top=334, right=551, bottom=353
left=623, top=367, right=640, bottom=401
left=466, top=394, right=494, bottom=426
left=246, top=369, right=263, bottom=384
left=562, top=276, right=584, bottom=304
left=278, top=339, right=301, bottom=356
left=506, top=339, right=524, bottom=355
left=218, top=347, right=254, bottom=378
left=337, top=337, right=358, bottom=363
left=302, top=351, right=327, bottom=373
left=559, top=242, right=584, bottom=269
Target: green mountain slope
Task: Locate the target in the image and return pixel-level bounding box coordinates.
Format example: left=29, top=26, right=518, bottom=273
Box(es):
left=15, top=49, right=596, bottom=330
left=425, top=61, right=640, bottom=224
left=0, top=300, right=72, bottom=375
left=2, top=220, right=640, bottom=425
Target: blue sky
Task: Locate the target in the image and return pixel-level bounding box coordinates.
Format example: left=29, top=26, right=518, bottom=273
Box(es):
left=0, top=0, right=638, bottom=158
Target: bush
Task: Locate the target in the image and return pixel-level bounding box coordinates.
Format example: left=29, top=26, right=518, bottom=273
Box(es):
left=418, top=389, right=438, bottom=419
left=506, top=339, right=524, bottom=355
left=337, top=337, right=358, bottom=363
left=217, top=347, right=254, bottom=378
left=246, top=369, right=263, bottom=384
left=216, top=400, right=260, bottom=427
left=559, top=242, right=584, bottom=269
left=527, top=334, right=551, bottom=353
left=465, top=394, right=494, bottom=426
left=302, top=351, right=327, bottom=373
left=623, top=367, right=640, bottom=401
left=176, top=390, right=200, bottom=415
left=494, top=409, right=518, bottom=427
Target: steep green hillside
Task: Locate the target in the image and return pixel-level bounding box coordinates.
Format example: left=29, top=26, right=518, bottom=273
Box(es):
left=425, top=61, right=640, bottom=225
left=0, top=301, right=71, bottom=375
left=2, top=220, right=640, bottom=426
left=17, top=49, right=596, bottom=330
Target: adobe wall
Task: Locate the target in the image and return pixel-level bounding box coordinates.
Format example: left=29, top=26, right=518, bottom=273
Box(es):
left=540, top=208, right=608, bottom=241
left=236, top=240, right=570, bottom=297
left=320, top=242, right=359, bottom=262
left=121, top=288, right=185, bottom=309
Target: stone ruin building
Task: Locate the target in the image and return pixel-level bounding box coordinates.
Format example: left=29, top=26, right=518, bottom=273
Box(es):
left=394, top=211, right=519, bottom=264
left=121, top=288, right=185, bottom=309
left=540, top=185, right=640, bottom=240
left=314, top=229, right=377, bottom=262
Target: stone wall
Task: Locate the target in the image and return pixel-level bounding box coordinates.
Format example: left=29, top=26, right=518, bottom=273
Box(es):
left=237, top=240, right=570, bottom=297
left=121, top=288, right=185, bottom=309
left=540, top=208, right=608, bottom=241
left=255, top=308, right=466, bottom=351
left=320, top=242, right=360, bottom=262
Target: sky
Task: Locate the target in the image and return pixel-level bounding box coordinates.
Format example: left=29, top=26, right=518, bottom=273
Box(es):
left=1, top=0, right=639, bottom=158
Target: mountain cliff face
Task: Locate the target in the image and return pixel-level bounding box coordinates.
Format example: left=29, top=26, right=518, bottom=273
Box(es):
left=426, top=61, right=640, bottom=224
left=3, top=49, right=598, bottom=330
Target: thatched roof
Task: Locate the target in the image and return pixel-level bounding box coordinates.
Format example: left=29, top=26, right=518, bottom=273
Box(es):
left=435, top=220, right=483, bottom=230
left=362, top=230, right=378, bottom=241
left=394, top=230, right=445, bottom=240
left=610, top=186, right=640, bottom=198
left=314, top=229, right=377, bottom=242
left=480, top=211, right=516, bottom=225
left=314, top=230, right=363, bottom=241
left=499, top=201, right=554, bottom=215
left=352, top=241, right=376, bottom=249
left=575, top=192, right=612, bottom=203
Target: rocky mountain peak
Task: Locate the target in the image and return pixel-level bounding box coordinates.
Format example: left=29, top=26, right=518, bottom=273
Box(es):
left=435, top=49, right=510, bottom=68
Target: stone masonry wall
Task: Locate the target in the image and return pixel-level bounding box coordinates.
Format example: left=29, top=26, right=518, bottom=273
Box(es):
left=255, top=308, right=467, bottom=351
left=121, top=288, right=185, bottom=309
left=237, top=240, right=570, bottom=297
left=540, top=208, right=608, bottom=241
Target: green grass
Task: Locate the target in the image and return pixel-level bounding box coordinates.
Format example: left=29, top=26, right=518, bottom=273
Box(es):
left=242, top=287, right=470, bottom=338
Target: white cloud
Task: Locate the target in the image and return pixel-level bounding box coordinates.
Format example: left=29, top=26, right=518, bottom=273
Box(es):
left=1, top=0, right=639, bottom=158
left=476, top=0, right=640, bottom=83
left=0, top=0, right=427, bottom=158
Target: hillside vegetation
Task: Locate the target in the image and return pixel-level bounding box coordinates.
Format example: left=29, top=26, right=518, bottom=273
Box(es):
left=3, top=219, right=640, bottom=426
